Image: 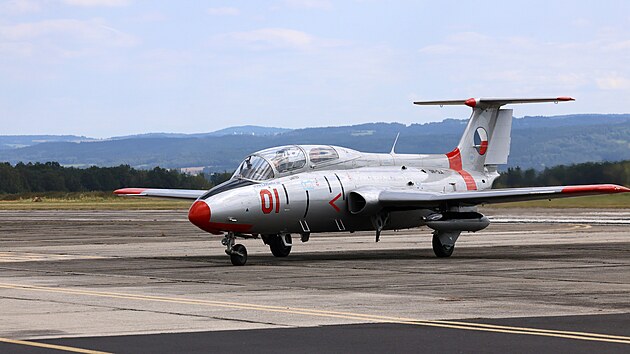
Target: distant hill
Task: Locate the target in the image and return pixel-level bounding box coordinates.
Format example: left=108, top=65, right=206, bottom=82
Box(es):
left=203, top=125, right=291, bottom=137
left=0, top=135, right=97, bottom=150
left=109, top=125, right=291, bottom=140
left=0, top=114, right=628, bottom=171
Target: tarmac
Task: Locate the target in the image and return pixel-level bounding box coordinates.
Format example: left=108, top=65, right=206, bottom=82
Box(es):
left=0, top=208, right=628, bottom=353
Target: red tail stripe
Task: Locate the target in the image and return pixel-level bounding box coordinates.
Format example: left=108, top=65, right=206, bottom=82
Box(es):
left=446, top=148, right=462, bottom=171
left=458, top=170, right=478, bottom=191
left=446, top=148, right=477, bottom=191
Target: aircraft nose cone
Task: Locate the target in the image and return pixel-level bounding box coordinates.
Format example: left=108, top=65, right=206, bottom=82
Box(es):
left=188, top=200, right=214, bottom=232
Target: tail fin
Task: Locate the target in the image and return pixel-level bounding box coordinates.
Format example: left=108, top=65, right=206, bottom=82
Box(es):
left=414, top=97, right=574, bottom=172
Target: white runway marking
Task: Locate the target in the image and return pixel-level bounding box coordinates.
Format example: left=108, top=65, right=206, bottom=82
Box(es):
left=0, top=252, right=106, bottom=263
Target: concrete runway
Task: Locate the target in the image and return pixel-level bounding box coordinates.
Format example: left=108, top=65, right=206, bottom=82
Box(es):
left=0, top=208, right=628, bottom=353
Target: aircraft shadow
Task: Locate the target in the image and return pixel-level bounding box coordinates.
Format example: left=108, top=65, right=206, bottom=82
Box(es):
left=147, top=242, right=625, bottom=265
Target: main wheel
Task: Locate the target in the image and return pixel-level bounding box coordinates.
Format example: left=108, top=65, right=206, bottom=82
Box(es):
left=230, top=244, right=247, bottom=266
left=269, top=234, right=291, bottom=257
left=432, top=234, right=454, bottom=258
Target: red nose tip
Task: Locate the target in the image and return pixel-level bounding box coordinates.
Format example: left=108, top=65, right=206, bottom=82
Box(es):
left=188, top=201, right=216, bottom=233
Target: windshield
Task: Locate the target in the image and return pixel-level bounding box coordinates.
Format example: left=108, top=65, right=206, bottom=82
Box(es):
left=257, top=146, right=306, bottom=174
left=233, top=155, right=274, bottom=181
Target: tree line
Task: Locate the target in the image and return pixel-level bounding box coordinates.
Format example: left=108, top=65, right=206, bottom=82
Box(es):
left=493, top=160, right=630, bottom=188
left=0, top=160, right=628, bottom=195
left=0, top=162, right=215, bottom=194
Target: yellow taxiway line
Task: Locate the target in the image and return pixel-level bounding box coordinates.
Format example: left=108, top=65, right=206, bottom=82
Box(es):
left=0, top=281, right=629, bottom=349
left=0, top=337, right=110, bottom=354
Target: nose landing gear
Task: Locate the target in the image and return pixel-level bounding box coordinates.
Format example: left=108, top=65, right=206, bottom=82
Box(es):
left=222, top=232, right=247, bottom=266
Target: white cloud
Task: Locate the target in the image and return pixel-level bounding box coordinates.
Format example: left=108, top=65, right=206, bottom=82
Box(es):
left=417, top=31, right=630, bottom=94
left=0, top=0, right=40, bottom=14
left=0, top=19, right=137, bottom=47
left=596, top=75, right=630, bottom=90
left=0, top=18, right=138, bottom=62
left=215, top=28, right=339, bottom=51
left=61, top=0, right=129, bottom=7
left=207, top=7, right=240, bottom=16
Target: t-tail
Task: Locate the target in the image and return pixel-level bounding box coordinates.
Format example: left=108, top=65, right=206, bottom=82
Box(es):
left=414, top=97, right=575, bottom=174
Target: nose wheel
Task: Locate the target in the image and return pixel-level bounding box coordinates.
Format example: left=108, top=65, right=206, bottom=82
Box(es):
left=229, top=244, right=247, bottom=266
left=222, top=232, right=247, bottom=266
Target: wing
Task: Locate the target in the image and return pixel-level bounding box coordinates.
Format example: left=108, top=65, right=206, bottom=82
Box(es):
left=375, top=184, right=629, bottom=209
left=114, top=188, right=207, bottom=200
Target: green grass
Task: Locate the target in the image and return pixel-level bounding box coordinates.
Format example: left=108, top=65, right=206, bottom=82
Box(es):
left=488, top=193, right=630, bottom=208
left=0, top=192, right=191, bottom=210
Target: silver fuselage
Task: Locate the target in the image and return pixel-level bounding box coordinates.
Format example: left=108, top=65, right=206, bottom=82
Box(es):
left=200, top=147, right=498, bottom=235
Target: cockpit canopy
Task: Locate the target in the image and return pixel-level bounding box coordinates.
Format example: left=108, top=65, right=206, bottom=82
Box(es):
left=232, top=145, right=341, bottom=181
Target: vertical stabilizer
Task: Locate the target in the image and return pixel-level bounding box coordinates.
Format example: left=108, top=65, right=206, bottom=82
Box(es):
left=413, top=97, right=574, bottom=174
left=451, top=107, right=513, bottom=172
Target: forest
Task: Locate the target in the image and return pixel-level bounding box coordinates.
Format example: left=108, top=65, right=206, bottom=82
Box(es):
left=493, top=160, right=630, bottom=188
left=0, top=162, right=216, bottom=194
left=0, top=160, right=628, bottom=195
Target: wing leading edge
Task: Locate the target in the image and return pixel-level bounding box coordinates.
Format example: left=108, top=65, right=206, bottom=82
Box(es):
left=114, top=188, right=207, bottom=200
left=413, top=97, right=574, bottom=108
left=378, top=184, right=630, bottom=209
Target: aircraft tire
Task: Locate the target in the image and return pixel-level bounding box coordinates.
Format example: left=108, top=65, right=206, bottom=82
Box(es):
left=269, top=235, right=291, bottom=257
left=432, top=234, right=454, bottom=258
left=230, top=244, right=247, bottom=266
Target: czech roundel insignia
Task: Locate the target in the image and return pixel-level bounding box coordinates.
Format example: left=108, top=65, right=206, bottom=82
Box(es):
left=474, top=127, right=488, bottom=155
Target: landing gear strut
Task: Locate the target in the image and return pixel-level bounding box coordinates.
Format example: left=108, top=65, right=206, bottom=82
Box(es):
left=432, top=230, right=461, bottom=258
left=371, top=211, right=390, bottom=242
left=222, top=232, right=247, bottom=266
left=263, top=234, right=292, bottom=257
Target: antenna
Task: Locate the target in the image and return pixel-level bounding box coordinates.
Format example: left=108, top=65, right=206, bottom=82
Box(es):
left=390, top=132, right=400, bottom=155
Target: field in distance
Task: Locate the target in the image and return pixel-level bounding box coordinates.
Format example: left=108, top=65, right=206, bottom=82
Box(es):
left=0, top=191, right=627, bottom=210
left=0, top=192, right=191, bottom=210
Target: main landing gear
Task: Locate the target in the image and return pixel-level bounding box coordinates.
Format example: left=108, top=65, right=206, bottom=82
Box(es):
left=222, top=232, right=247, bottom=266
left=262, top=234, right=292, bottom=257
left=222, top=233, right=294, bottom=266
left=432, top=230, right=461, bottom=258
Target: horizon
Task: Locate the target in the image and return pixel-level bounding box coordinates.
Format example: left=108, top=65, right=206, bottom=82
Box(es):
left=1, top=111, right=629, bottom=139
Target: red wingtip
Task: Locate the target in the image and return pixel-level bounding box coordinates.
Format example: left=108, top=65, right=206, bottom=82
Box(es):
left=556, top=96, right=575, bottom=101
left=561, top=184, right=630, bottom=194
left=464, top=98, right=477, bottom=108
left=114, top=188, right=147, bottom=195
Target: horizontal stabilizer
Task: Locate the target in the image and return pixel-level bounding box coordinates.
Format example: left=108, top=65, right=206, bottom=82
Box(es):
left=413, top=97, right=574, bottom=108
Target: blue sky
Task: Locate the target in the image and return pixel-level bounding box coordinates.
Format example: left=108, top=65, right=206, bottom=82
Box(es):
left=1, top=0, right=629, bottom=138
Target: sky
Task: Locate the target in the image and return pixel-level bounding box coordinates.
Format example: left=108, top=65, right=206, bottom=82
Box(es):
left=1, top=0, right=629, bottom=138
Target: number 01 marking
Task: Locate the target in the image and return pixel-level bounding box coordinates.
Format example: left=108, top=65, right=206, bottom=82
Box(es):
left=260, top=188, right=281, bottom=214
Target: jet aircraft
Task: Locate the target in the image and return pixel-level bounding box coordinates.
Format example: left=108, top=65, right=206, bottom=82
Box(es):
left=116, top=97, right=630, bottom=265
